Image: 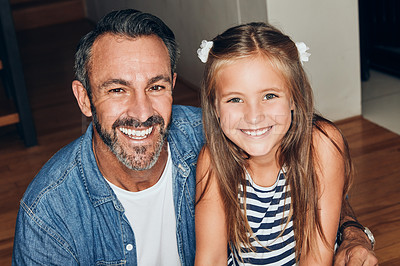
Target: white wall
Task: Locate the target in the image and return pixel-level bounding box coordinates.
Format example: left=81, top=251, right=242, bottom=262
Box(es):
left=84, top=0, right=361, bottom=120
left=266, top=0, right=361, bottom=120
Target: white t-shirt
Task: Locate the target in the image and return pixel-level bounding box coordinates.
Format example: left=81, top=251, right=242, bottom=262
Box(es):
left=106, top=146, right=180, bottom=265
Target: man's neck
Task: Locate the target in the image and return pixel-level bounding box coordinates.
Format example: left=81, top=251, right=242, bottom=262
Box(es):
left=92, top=133, right=168, bottom=192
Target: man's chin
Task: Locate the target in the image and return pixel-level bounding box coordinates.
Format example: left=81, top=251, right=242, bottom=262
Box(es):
left=118, top=156, right=158, bottom=171
left=114, top=143, right=164, bottom=171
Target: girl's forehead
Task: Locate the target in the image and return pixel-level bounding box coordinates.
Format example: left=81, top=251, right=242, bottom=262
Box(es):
left=216, top=54, right=287, bottom=81
left=215, top=53, right=282, bottom=78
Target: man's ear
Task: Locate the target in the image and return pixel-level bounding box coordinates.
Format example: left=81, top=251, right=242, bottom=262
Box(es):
left=172, top=73, right=177, bottom=89
left=72, top=80, right=92, bottom=117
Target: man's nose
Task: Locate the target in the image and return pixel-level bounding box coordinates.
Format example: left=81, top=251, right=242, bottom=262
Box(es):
left=244, top=102, right=265, bottom=125
left=127, top=91, right=154, bottom=123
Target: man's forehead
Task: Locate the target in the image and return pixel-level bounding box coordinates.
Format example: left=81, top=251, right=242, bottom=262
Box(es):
left=88, top=33, right=172, bottom=81
left=92, top=33, right=169, bottom=57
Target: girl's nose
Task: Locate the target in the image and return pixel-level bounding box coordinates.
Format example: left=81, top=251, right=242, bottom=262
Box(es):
left=244, top=103, right=265, bottom=125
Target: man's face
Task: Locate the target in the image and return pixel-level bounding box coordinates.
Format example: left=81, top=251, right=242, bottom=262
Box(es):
left=88, top=34, right=174, bottom=171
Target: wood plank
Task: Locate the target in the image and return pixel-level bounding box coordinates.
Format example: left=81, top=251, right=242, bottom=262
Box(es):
left=336, top=116, right=400, bottom=264
left=12, top=0, right=85, bottom=31
left=0, top=113, right=19, bottom=126
left=10, top=0, right=48, bottom=5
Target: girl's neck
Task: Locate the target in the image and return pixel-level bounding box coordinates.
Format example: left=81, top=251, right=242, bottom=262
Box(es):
left=247, top=155, right=281, bottom=187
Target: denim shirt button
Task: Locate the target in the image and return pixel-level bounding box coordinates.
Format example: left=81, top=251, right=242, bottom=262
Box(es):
left=126, top=244, right=133, bottom=251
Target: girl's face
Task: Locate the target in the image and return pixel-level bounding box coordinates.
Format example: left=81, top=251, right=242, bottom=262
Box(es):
left=215, top=55, right=293, bottom=162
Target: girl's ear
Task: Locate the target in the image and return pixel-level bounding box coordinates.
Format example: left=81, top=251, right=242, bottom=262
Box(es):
left=72, top=80, right=92, bottom=117
left=290, top=98, right=295, bottom=111
left=214, top=99, right=220, bottom=118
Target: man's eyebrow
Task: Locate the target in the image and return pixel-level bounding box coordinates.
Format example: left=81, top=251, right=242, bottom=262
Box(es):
left=99, top=79, right=130, bottom=89
left=99, top=75, right=171, bottom=90
left=148, top=75, right=171, bottom=86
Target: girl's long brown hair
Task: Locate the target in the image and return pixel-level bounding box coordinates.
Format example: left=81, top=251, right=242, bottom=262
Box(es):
left=198, top=22, right=353, bottom=260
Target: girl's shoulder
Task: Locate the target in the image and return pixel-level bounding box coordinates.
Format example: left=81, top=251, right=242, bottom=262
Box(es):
left=312, top=115, right=345, bottom=154
left=196, top=146, right=213, bottom=183
left=195, top=146, right=221, bottom=204
left=197, top=146, right=211, bottom=168
left=311, top=117, right=348, bottom=187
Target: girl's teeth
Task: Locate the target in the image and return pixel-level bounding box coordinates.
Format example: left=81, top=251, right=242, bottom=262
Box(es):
left=243, top=127, right=270, bottom=136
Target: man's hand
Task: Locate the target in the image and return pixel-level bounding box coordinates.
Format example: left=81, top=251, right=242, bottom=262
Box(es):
left=334, top=226, right=378, bottom=266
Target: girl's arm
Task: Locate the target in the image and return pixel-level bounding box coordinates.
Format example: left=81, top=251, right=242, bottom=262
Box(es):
left=195, top=147, right=228, bottom=266
left=300, top=124, right=346, bottom=265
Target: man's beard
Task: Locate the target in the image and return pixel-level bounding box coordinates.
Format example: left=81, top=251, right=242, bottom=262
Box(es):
left=92, top=106, right=168, bottom=171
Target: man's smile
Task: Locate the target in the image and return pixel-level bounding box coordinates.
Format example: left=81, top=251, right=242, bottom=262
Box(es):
left=119, top=126, right=154, bottom=140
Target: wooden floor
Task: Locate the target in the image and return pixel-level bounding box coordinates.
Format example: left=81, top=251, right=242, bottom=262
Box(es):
left=0, top=20, right=399, bottom=265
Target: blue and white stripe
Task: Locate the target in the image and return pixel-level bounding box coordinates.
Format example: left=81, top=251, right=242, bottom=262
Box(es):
left=228, top=170, right=296, bottom=265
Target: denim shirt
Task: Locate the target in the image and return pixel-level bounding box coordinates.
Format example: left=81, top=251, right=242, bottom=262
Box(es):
left=12, top=105, right=205, bottom=266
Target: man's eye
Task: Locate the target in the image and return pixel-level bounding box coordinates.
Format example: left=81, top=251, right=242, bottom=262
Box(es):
left=109, top=88, right=124, bottom=93
left=149, top=85, right=165, bottom=91
left=227, top=97, right=242, bottom=103
left=264, top=93, right=277, bottom=100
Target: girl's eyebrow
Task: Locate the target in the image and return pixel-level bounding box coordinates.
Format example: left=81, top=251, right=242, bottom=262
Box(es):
left=219, top=87, right=283, bottom=98
left=219, top=91, right=244, bottom=99
left=261, top=87, right=284, bottom=93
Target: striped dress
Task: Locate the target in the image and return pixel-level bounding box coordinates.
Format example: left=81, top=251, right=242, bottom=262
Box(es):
left=227, top=170, right=296, bottom=265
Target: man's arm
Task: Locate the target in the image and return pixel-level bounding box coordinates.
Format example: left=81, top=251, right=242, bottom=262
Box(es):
left=333, top=198, right=378, bottom=266
left=12, top=203, right=78, bottom=265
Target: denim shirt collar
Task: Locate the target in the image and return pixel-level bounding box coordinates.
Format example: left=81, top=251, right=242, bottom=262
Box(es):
left=168, top=107, right=202, bottom=179
left=77, top=123, right=124, bottom=212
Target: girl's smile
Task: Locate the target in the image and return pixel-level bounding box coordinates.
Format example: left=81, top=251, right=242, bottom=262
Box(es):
left=240, top=126, right=272, bottom=137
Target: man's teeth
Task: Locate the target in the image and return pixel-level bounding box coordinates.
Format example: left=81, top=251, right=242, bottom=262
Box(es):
left=242, top=127, right=271, bottom=136
left=119, top=127, right=153, bottom=139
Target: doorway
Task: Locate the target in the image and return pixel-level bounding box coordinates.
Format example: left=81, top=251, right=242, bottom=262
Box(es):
left=359, top=0, right=400, bottom=135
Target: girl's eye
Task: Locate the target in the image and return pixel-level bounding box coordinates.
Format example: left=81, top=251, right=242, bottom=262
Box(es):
left=264, top=93, right=277, bottom=100
left=227, top=97, right=242, bottom=103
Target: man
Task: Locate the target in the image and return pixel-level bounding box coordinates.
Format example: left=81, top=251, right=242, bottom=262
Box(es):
left=12, top=9, right=377, bottom=265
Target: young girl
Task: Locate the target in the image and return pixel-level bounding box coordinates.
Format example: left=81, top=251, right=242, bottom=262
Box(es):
left=195, top=22, right=353, bottom=265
